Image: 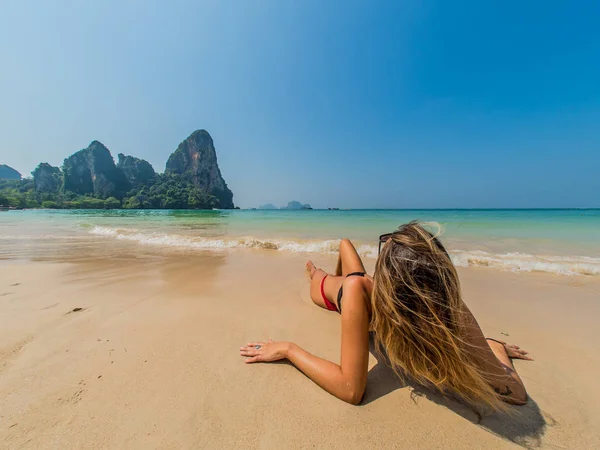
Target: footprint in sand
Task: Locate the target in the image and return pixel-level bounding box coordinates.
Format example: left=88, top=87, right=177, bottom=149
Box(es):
left=58, top=381, right=87, bottom=405
left=0, top=337, right=33, bottom=372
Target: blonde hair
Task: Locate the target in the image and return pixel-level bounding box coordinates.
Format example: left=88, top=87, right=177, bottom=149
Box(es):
left=371, top=221, right=504, bottom=413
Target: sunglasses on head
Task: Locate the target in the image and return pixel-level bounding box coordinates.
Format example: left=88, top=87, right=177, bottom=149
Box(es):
left=378, top=232, right=399, bottom=254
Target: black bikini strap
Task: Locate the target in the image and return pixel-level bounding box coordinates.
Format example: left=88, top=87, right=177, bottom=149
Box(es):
left=346, top=272, right=366, bottom=278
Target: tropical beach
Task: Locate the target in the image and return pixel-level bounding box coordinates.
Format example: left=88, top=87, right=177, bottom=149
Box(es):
left=1, top=209, right=600, bottom=448
left=2, top=0, right=600, bottom=448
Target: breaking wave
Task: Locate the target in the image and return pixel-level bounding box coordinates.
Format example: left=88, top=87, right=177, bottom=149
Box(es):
left=90, top=226, right=600, bottom=276
left=90, top=226, right=348, bottom=254
left=451, top=250, right=600, bottom=276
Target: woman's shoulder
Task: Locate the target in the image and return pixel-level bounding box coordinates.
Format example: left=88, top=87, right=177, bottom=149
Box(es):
left=343, top=274, right=372, bottom=292
left=341, top=276, right=372, bottom=310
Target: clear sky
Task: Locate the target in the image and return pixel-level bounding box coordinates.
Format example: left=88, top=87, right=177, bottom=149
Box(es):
left=1, top=1, right=598, bottom=208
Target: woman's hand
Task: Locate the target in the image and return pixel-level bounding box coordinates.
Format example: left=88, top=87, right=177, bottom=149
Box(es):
left=239, top=340, right=291, bottom=363
left=502, top=342, right=534, bottom=361
left=488, top=339, right=534, bottom=361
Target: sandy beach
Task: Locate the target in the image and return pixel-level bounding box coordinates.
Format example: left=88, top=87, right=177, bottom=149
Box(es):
left=1, top=247, right=599, bottom=449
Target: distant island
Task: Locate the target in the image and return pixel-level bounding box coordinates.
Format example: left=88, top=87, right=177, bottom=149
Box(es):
left=258, top=203, right=278, bottom=210
left=256, top=201, right=312, bottom=210
left=283, top=201, right=312, bottom=210
left=0, top=130, right=235, bottom=210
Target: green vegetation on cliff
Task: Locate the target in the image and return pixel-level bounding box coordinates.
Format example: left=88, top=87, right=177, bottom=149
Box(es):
left=0, top=178, right=38, bottom=208
left=122, top=174, right=217, bottom=209
left=0, top=130, right=232, bottom=210
left=0, top=174, right=217, bottom=210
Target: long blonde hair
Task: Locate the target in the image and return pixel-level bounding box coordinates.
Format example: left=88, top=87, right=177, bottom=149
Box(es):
left=371, top=221, right=504, bottom=412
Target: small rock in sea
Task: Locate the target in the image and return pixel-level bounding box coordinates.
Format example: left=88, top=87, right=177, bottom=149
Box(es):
left=501, top=331, right=509, bottom=336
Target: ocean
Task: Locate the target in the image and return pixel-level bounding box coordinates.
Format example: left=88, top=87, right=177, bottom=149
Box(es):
left=1, top=209, right=599, bottom=276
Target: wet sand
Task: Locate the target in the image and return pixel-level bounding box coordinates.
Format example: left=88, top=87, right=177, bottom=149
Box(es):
left=1, top=250, right=599, bottom=449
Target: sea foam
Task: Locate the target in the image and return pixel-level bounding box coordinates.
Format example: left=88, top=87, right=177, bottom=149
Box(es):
left=90, top=226, right=600, bottom=276
left=451, top=250, right=600, bottom=276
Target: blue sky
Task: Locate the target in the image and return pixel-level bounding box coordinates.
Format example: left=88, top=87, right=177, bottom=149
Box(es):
left=1, top=1, right=598, bottom=208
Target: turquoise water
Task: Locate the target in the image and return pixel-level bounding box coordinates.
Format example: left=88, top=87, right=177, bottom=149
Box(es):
left=1, top=209, right=600, bottom=275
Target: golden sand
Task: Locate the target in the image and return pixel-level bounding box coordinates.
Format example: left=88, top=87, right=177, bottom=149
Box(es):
left=1, top=251, right=599, bottom=449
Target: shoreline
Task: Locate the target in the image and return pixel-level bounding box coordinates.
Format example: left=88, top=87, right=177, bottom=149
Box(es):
left=3, top=208, right=600, bottom=277
left=1, top=251, right=599, bottom=448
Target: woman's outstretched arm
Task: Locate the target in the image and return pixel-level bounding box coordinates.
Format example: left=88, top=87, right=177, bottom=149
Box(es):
left=485, top=339, right=532, bottom=403
left=461, top=303, right=532, bottom=405
left=240, top=277, right=371, bottom=404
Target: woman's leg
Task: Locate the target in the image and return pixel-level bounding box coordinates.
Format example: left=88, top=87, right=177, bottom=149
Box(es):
left=306, top=239, right=366, bottom=310
left=306, top=261, right=344, bottom=309
left=336, top=239, right=367, bottom=276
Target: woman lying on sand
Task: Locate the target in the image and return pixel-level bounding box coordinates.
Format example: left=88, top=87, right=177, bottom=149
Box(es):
left=240, top=222, right=532, bottom=410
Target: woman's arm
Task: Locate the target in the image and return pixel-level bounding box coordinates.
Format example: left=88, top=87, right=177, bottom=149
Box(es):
left=486, top=339, right=532, bottom=403
left=461, top=303, right=532, bottom=405
left=240, top=277, right=371, bottom=404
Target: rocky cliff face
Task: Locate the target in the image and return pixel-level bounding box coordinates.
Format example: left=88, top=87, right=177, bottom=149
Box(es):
left=32, top=163, right=62, bottom=192
left=63, top=141, right=130, bottom=198
left=117, top=154, right=156, bottom=187
left=0, top=164, right=21, bottom=180
left=165, top=130, right=234, bottom=209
